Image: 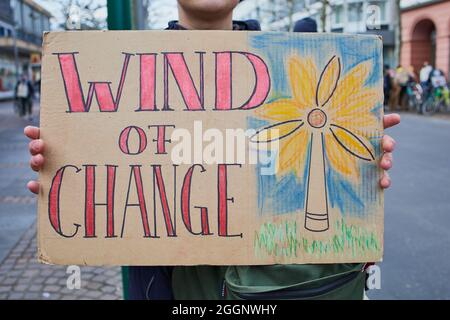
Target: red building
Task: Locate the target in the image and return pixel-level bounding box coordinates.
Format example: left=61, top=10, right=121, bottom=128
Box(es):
left=401, top=0, right=450, bottom=78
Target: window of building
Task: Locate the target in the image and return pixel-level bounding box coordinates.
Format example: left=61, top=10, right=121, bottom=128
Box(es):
left=33, top=12, right=42, bottom=35
left=310, top=13, right=321, bottom=31
left=43, top=17, right=50, bottom=32
left=332, top=5, right=343, bottom=24
left=293, top=1, right=306, bottom=12
left=348, top=2, right=363, bottom=23
left=23, top=4, right=33, bottom=32
left=331, top=27, right=344, bottom=33
left=0, top=22, right=13, bottom=37
left=40, top=15, right=45, bottom=34
left=12, top=0, right=23, bottom=27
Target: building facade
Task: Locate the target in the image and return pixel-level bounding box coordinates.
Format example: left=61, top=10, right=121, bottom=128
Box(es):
left=400, top=0, right=450, bottom=78
left=0, top=0, right=51, bottom=98
left=234, top=0, right=398, bottom=67
left=327, top=0, right=398, bottom=67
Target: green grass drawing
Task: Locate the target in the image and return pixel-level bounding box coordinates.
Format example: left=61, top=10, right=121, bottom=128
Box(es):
left=254, top=218, right=380, bottom=259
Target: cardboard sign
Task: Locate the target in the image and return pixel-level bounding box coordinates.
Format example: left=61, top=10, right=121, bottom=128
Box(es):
left=38, top=31, right=384, bottom=265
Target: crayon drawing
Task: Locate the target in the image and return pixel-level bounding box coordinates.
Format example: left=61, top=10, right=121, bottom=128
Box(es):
left=248, top=33, right=383, bottom=240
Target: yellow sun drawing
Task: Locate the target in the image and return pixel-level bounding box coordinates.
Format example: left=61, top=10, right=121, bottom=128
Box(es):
left=250, top=55, right=381, bottom=232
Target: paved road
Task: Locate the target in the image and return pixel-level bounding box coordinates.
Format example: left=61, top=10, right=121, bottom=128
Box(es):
left=0, top=100, right=38, bottom=263
left=0, top=221, right=122, bottom=300
left=0, top=100, right=122, bottom=299
left=368, top=113, right=450, bottom=300
left=0, top=99, right=449, bottom=299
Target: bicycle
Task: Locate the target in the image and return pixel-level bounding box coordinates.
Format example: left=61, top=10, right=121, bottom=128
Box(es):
left=421, top=86, right=450, bottom=115
left=406, top=82, right=423, bottom=113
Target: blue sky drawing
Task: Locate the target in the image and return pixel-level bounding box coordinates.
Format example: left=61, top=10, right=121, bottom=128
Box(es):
left=247, top=33, right=382, bottom=218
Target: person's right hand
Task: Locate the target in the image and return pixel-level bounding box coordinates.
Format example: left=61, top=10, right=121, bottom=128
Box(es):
left=24, top=126, right=44, bottom=194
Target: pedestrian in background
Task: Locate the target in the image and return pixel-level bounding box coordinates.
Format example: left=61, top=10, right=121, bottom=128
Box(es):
left=14, top=75, right=34, bottom=121
left=383, top=64, right=392, bottom=108
left=419, top=61, right=433, bottom=97
left=395, top=65, right=410, bottom=110
left=293, top=17, right=317, bottom=32
left=388, top=67, right=400, bottom=111
left=395, top=65, right=416, bottom=110
left=430, top=68, right=450, bottom=106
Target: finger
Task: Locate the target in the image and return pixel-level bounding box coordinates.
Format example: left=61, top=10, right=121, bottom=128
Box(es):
left=30, top=154, right=44, bottom=172
left=24, top=126, right=40, bottom=140
left=383, top=114, right=400, bottom=129
left=380, top=171, right=391, bottom=189
left=27, top=181, right=40, bottom=194
left=29, top=139, right=45, bottom=156
left=382, top=135, right=396, bottom=153
left=380, top=152, right=393, bottom=170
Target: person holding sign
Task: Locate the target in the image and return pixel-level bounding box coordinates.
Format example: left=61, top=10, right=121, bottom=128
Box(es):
left=25, top=0, right=400, bottom=300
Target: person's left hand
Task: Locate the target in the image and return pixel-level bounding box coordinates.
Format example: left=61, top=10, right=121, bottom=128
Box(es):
left=379, top=113, right=401, bottom=189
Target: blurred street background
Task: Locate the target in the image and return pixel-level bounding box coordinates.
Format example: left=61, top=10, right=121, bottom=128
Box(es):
left=0, top=0, right=449, bottom=300
left=0, top=100, right=122, bottom=300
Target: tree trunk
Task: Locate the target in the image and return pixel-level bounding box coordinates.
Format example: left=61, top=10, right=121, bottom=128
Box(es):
left=320, top=0, right=329, bottom=33
left=394, top=0, right=402, bottom=66
left=287, top=0, right=294, bottom=31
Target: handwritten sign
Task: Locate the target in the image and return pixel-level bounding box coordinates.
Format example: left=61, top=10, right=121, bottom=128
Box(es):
left=38, top=31, right=384, bottom=265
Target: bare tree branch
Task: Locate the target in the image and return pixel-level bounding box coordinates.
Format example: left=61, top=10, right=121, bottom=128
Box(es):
left=40, top=0, right=107, bottom=30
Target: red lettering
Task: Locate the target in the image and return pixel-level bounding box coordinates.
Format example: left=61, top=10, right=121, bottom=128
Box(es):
left=148, top=125, right=175, bottom=154
left=218, top=164, right=242, bottom=237
left=152, top=165, right=176, bottom=237
left=118, top=126, right=147, bottom=155
left=48, top=165, right=81, bottom=237
left=214, top=52, right=271, bottom=110
left=136, top=53, right=157, bottom=111
left=163, top=52, right=204, bottom=111
left=84, top=165, right=117, bottom=238
left=214, top=52, right=232, bottom=110
left=121, top=166, right=153, bottom=238
left=55, top=52, right=133, bottom=112
left=181, top=164, right=211, bottom=235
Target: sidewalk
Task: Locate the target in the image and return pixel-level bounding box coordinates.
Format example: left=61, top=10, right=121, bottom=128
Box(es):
left=0, top=222, right=122, bottom=300
left=0, top=100, right=123, bottom=300
left=0, top=100, right=39, bottom=263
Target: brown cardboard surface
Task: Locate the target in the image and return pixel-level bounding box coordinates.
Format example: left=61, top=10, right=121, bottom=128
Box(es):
left=38, top=31, right=384, bottom=265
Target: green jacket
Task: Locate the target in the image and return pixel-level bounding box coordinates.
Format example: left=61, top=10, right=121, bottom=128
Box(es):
left=172, top=263, right=366, bottom=300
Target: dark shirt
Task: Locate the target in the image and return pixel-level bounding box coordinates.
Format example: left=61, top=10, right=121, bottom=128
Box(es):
left=165, top=20, right=261, bottom=31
